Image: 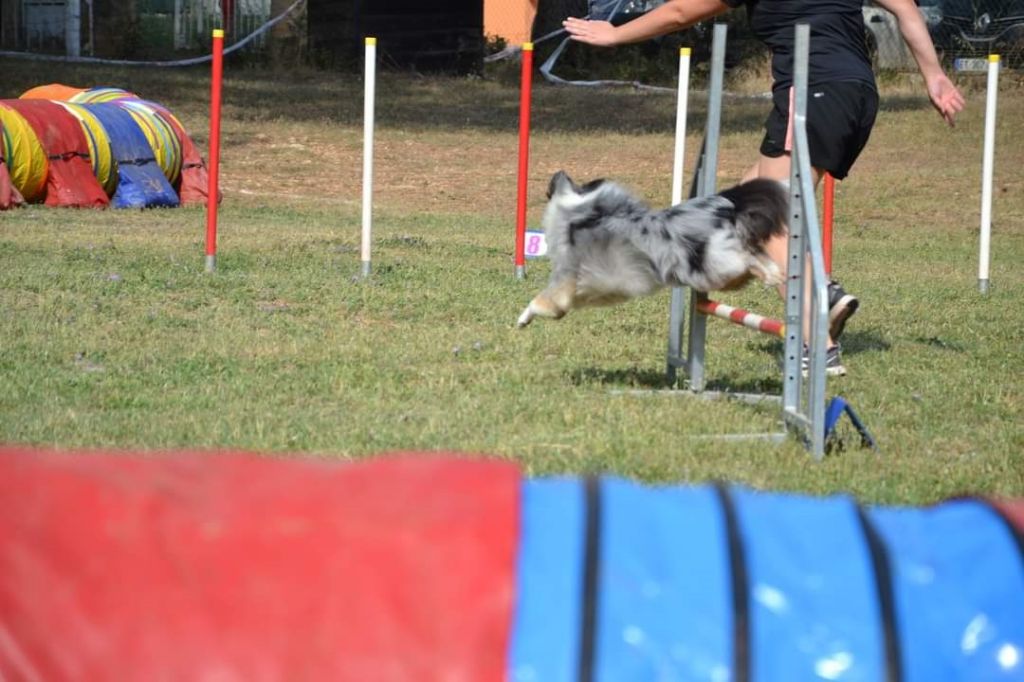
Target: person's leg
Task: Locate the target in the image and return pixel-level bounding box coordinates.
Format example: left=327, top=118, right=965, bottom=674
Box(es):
left=742, top=154, right=835, bottom=350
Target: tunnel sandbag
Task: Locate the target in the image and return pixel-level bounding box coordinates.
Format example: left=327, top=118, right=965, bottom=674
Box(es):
left=56, top=102, right=116, bottom=196
left=0, top=102, right=48, bottom=202
left=2, top=99, right=107, bottom=208
left=0, top=448, right=520, bottom=681
left=83, top=103, right=180, bottom=208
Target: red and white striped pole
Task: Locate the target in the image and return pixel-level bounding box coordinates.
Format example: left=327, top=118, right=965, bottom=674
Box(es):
left=514, top=42, right=534, bottom=279
left=697, top=299, right=785, bottom=339
left=205, top=28, right=224, bottom=273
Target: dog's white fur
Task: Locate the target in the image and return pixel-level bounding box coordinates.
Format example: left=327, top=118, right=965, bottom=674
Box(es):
left=517, top=171, right=789, bottom=327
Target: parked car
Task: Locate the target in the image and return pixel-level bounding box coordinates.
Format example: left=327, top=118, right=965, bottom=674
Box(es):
left=591, top=0, right=946, bottom=71
left=863, top=1, right=944, bottom=70
left=927, top=0, right=1024, bottom=65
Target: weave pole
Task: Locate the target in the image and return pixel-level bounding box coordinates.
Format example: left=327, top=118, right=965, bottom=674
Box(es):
left=514, top=42, right=534, bottom=280
left=670, top=47, right=692, bottom=206
left=978, top=54, right=1000, bottom=294
left=665, top=47, right=692, bottom=385
left=361, top=37, right=377, bottom=278
left=204, top=28, right=224, bottom=273
left=822, top=172, right=834, bottom=276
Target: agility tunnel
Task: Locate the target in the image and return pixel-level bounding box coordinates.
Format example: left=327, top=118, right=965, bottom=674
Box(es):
left=0, top=85, right=212, bottom=210
left=1, top=447, right=1021, bottom=681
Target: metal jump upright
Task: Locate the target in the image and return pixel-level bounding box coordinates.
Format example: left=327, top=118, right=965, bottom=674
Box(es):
left=665, top=24, right=830, bottom=458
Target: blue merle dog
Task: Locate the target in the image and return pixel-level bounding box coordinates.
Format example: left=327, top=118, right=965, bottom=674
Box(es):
left=517, top=171, right=790, bottom=327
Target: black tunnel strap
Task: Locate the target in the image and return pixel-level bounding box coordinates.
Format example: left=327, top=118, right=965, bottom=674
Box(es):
left=47, top=151, right=91, bottom=162
left=855, top=504, right=904, bottom=682
left=578, top=475, right=601, bottom=682
left=117, top=157, right=158, bottom=167
left=714, top=483, right=751, bottom=682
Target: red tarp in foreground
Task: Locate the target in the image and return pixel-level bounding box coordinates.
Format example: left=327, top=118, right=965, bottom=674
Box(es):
left=0, top=447, right=519, bottom=681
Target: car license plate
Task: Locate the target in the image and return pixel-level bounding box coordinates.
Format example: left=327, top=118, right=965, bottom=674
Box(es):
left=954, top=58, right=990, bottom=72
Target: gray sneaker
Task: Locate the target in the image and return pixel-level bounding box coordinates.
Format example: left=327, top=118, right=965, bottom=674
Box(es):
left=828, top=280, right=859, bottom=341
left=802, top=344, right=847, bottom=377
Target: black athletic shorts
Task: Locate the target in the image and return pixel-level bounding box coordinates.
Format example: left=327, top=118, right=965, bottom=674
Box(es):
left=760, top=81, right=879, bottom=180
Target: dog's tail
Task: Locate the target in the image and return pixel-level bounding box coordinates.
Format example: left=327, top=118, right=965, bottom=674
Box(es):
left=717, top=179, right=789, bottom=249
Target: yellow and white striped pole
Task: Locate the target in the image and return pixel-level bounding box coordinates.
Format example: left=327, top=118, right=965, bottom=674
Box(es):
left=361, top=37, right=377, bottom=278
left=978, top=53, right=999, bottom=294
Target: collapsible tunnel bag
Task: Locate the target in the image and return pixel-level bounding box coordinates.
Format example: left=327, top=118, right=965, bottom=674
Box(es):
left=0, top=447, right=1021, bottom=681
left=2, top=84, right=211, bottom=210
left=0, top=99, right=108, bottom=208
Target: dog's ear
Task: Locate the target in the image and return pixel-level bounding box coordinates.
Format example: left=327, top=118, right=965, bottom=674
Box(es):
left=547, top=171, right=574, bottom=199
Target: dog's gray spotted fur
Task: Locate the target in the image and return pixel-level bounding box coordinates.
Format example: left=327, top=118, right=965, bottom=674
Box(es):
left=517, top=171, right=789, bottom=328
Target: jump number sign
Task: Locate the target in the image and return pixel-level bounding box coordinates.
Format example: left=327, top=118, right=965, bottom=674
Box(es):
left=524, top=230, right=548, bottom=258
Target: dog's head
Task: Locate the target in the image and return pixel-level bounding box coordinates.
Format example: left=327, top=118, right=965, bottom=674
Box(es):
left=546, top=170, right=609, bottom=200
left=542, top=171, right=646, bottom=235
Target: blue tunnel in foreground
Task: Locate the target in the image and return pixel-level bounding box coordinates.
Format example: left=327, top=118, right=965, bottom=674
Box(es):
left=511, top=477, right=1024, bottom=681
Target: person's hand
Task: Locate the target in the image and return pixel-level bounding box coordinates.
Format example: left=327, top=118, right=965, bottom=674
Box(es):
left=927, top=73, right=965, bottom=126
left=562, top=17, right=619, bottom=47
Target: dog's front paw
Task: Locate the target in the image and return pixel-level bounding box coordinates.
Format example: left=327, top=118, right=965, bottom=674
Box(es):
left=759, top=260, right=785, bottom=287
left=517, top=306, right=535, bottom=328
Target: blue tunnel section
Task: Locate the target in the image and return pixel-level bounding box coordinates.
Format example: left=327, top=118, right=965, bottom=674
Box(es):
left=510, top=479, right=1024, bottom=682
left=870, top=502, right=1024, bottom=682
left=85, top=103, right=179, bottom=209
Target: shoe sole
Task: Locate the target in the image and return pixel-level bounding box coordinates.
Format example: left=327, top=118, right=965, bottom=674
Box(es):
left=829, top=295, right=859, bottom=341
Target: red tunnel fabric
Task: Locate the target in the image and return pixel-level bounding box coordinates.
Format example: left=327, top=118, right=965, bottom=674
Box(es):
left=0, top=447, right=520, bottom=681
left=994, top=499, right=1024, bottom=535
left=1, top=100, right=107, bottom=208
left=148, top=104, right=213, bottom=204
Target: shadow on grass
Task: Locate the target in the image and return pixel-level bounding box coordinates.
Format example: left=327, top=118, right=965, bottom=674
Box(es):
left=569, top=365, right=670, bottom=389
left=704, top=376, right=783, bottom=395
left=841, top=331, right=892, bottom=355
left=569, top=365, right=784, bottom=396
left=754, top=329, right=892, bottom=357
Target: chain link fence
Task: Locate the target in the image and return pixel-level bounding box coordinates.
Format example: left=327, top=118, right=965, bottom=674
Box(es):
left=4, top=0, right=303, bottom=61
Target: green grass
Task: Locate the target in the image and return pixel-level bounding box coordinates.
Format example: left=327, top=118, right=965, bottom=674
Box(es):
left=1, top=59, right=1022, bottom=503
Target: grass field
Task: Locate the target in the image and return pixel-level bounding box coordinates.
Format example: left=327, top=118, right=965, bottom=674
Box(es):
left=1, top=57, right=1022, bottom=504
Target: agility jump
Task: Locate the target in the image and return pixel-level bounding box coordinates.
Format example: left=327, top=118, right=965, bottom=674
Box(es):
left=661, top=24, right=831, bottom=457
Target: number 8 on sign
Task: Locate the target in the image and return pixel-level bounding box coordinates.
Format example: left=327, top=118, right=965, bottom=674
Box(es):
left=524, top=230, right=547, bottom=258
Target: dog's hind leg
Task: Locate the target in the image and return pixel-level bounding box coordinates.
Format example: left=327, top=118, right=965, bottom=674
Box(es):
left=517, top=279, right=577, bottom=328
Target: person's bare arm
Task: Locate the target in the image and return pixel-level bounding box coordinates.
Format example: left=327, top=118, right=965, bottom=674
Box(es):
left=873, top=0, right=966, bottom=125
left=563, top=0, right=731, bottom=47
